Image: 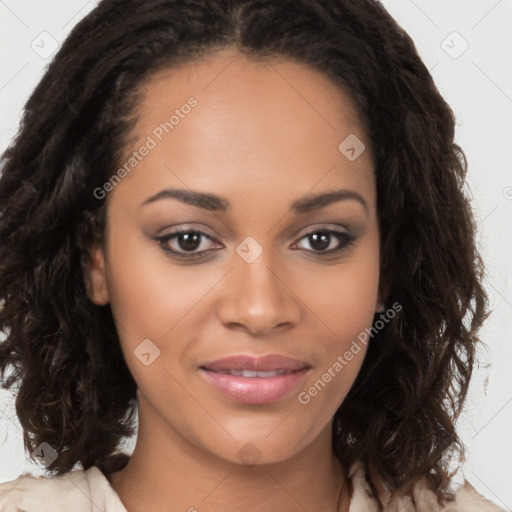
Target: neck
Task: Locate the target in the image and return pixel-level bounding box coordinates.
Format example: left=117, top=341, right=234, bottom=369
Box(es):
left=109, top=397, right=348, bottom=512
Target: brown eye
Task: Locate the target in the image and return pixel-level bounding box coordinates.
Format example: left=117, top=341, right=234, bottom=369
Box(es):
left=173, top=231, right=202, bottom=252
left=156, top=229, right=222, bottom=258
left=293, top=229, right=356, bottom=256
left=307, top=231, right=332, bottom=251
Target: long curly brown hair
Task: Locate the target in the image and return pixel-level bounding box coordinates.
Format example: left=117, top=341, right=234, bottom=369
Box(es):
left=0, top=0, right=488, bottom=499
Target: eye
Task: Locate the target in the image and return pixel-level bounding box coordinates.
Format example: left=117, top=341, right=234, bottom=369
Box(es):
left=292, top=229, right=356, bottom=256
left=155, top=227, right=356, bottom=260
left=156, top=228, right=222, bottom=259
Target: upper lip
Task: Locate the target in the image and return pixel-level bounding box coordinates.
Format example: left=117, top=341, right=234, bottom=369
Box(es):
left=200, top=354, right=310, bottom=372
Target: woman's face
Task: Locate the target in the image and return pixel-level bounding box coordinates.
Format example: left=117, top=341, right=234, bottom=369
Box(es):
left=87, top=48, right=380, bottom=466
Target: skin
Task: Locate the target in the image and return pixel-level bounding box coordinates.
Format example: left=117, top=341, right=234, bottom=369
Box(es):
left=86, top=47, right=381, bottom=512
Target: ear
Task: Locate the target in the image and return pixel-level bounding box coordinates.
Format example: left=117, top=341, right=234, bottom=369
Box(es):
left=84, top=243, right=110, bottom=305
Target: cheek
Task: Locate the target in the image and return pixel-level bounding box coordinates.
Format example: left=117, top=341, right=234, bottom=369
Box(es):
left=103, top=220, right=226, bottom=385
left=296, top=233, right=379, bottom=402
left=105, top=223, right=201, bottom=336
left=103, top=222, right=179, bottom=372
left=298, top=271, right=376, bottom=415
left=103, top=226, right=195, bottom=395
left=298, top=230, right=380, bottom=342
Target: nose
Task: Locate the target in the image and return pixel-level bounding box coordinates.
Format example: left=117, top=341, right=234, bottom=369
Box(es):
left=217, top=251, right=302, bottom=336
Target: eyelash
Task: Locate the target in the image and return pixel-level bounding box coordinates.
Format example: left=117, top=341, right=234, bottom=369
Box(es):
left=155, top=227, right=356, bottom=260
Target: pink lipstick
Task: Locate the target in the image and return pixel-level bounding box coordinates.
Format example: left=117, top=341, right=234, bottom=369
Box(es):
left=200, top=354, right=311, bottom=404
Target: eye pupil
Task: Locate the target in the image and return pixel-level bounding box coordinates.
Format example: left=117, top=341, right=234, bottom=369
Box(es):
left=309, top=231, right=331, bottom=251
left=178, top=232, right=201, bottom=252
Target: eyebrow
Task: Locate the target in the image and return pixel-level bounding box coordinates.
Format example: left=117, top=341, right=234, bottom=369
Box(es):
left=141, top=188, right=368, bottom=215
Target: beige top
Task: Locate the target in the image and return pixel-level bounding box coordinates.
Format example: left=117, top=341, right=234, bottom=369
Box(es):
left=0, top=459, right=506, bottom=511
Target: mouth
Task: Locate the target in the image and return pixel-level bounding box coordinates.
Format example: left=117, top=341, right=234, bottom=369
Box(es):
left=199, top=354, right=311, bottom=404
left=202, top=369, right=298, bottom=378
left=200, top=353, right=311, bottom=373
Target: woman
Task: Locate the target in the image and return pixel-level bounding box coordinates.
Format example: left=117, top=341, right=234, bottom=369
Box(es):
left=0, top=0, right=505, bottom=510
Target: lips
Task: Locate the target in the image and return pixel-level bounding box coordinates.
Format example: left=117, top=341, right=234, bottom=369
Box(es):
left=200, top=354, right=310, bottom=373
left=199, top=354, right=311, bottom=404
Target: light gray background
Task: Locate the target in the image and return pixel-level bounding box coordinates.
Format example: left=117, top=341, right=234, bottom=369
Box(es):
left=0, top=0, right=511, bottom=509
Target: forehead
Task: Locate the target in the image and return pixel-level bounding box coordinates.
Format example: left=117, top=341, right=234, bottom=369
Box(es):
left=109, top=47, right=375, bottom=215
left=136, top=47, right=366, bottom=144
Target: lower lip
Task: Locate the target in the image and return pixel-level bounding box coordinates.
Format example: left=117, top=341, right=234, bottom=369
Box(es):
left=200, top=368, right=309, bottom=404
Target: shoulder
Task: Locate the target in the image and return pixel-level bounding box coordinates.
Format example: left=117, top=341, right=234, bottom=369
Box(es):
left=450, top=482, right=507, bottom=512
left=0, top=468, right=90, bottom=512
left=406, top=478, right=507, bottom=512
left=348, top=460, right=507, bottom=512
left=0, top=466, right=127, bottom=512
